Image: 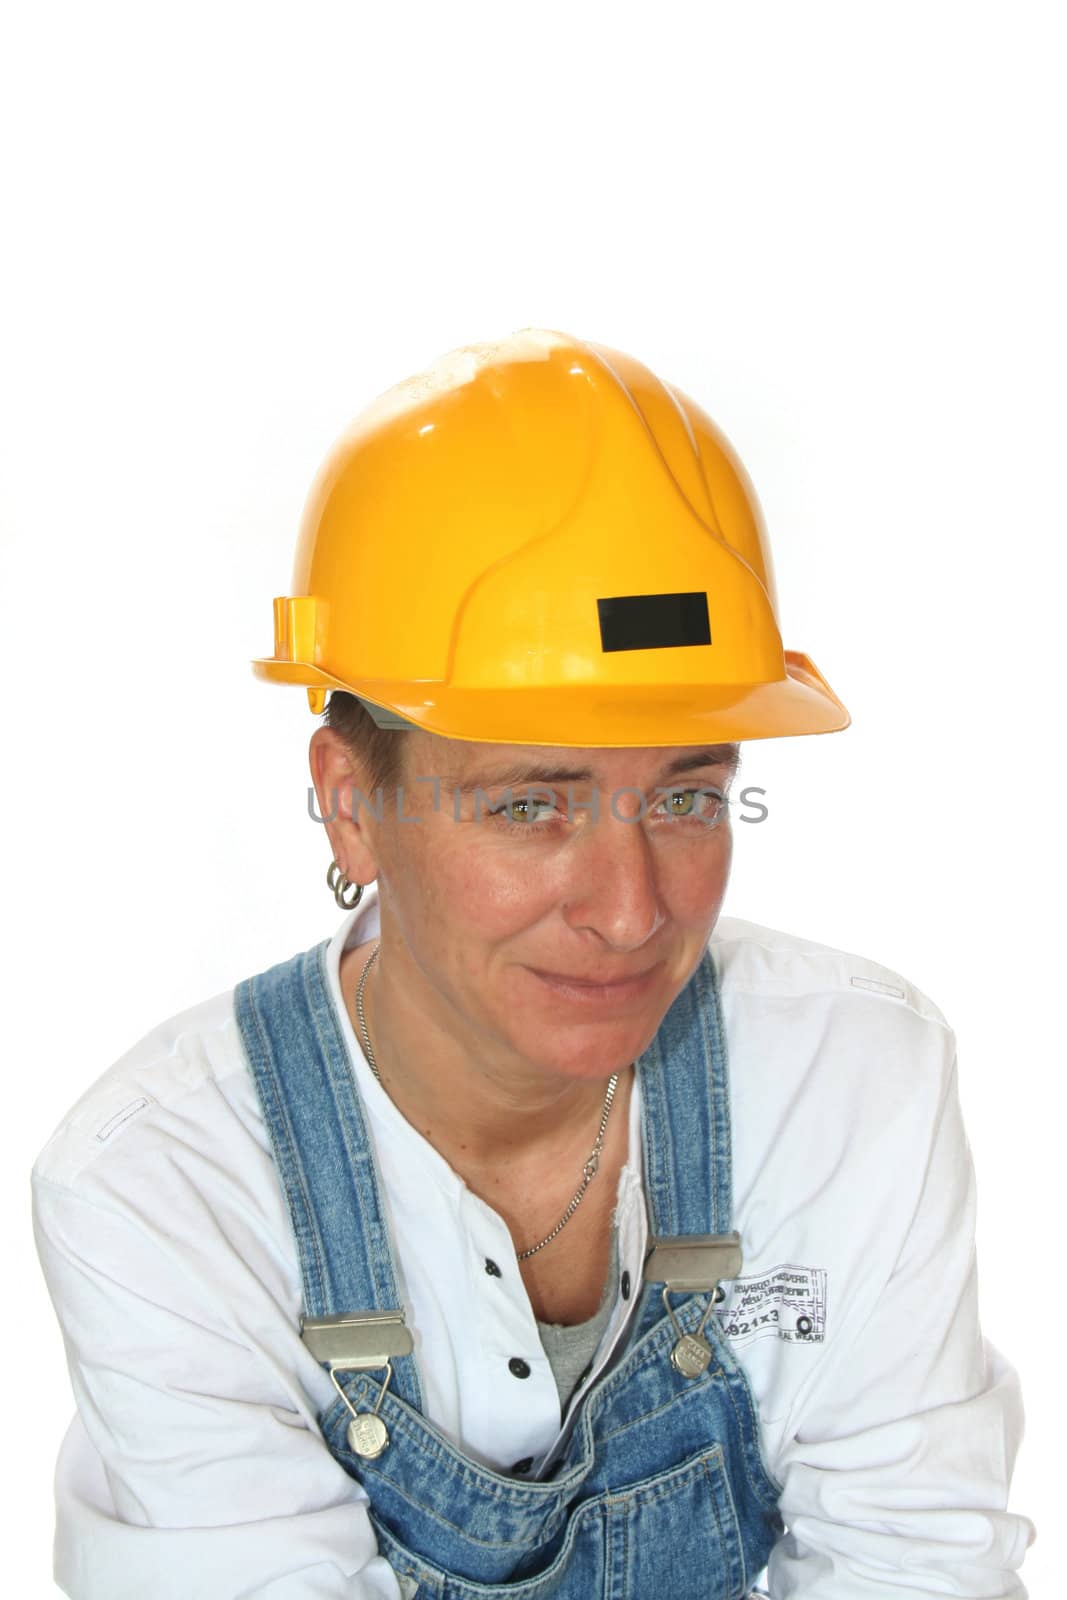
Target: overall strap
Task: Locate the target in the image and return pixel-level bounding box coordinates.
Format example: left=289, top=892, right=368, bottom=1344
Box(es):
left=234, top=935, right=733, bottom=1416
left=233, top=938, right=425, bottom=1413
left=635, top=944, right=733, bottom=1238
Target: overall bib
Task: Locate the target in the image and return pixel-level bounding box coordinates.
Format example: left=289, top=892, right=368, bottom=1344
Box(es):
left=234, top=940, right=784, bottom=1598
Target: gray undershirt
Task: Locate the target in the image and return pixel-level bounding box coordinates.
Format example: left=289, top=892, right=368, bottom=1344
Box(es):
left=535, top=1222, right=621, bottom=1411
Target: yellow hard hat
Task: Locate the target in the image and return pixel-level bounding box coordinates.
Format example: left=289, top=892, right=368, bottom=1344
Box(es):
left=252, top=328, right=849, bottom=746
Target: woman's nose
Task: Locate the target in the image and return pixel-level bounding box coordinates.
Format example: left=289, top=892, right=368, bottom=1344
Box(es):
left=560, top=800, right=667, bottom=951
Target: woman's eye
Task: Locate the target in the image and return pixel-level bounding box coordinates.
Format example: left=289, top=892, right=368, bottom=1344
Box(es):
left=494, top=795, right=557, bottom=826
left=659, top=787, right=726, bottom=822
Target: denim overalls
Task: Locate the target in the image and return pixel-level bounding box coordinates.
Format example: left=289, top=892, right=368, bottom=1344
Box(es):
left=234, top=939, right=783, bottom=1598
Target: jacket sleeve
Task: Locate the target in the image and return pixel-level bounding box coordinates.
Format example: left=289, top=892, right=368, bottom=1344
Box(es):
left=31, top=1171, right=413, bottom=1600
left=767, top=1046, right=1035, bottom=1597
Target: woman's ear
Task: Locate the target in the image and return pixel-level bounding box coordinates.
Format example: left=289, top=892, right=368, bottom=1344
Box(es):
left=308, top=725, right=382, bottom=884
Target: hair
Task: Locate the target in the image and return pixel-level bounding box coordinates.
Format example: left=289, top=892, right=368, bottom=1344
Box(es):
left=322, top=691, right=409, bottom=794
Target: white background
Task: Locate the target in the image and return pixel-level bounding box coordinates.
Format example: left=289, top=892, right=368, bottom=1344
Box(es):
left=2, top=2, right=1060, bottom=1593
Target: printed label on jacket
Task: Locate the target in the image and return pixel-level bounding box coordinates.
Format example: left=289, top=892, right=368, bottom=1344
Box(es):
left=716, top=1263, right=827, bottom=1346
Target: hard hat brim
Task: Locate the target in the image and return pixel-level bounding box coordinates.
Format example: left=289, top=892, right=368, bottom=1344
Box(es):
left=251, top=650, right=849, bottom=747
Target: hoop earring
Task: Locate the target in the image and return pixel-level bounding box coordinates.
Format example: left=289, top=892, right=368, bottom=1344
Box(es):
left=327, top=860, right=364, bottom=911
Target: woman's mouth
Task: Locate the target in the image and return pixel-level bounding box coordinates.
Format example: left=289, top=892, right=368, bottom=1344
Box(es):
left=525, top=964, right=661, bottom=1003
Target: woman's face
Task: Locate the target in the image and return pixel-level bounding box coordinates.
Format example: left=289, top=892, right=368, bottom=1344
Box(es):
left=325, top=729, right=738, bottom=1086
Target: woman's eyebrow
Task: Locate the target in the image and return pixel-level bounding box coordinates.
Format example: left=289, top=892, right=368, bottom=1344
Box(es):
left=659, top=746, right=741, bottom=781
left=449, top=746, right=740, bottom=794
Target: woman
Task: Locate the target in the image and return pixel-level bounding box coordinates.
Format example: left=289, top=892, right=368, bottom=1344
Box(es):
left=32, top=329, right=1032, bottom=1597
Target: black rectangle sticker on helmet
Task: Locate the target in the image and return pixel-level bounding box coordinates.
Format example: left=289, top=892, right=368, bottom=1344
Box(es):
left=596, top=592, right=712, bottom=653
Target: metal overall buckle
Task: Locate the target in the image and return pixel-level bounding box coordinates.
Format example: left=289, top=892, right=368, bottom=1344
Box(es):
left=642, top=1233, right=742, bottom=1378
left=301, top=1310, right=414, bottom=1459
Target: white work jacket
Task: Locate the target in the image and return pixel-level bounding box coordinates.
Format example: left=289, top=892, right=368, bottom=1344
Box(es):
left=32, top=882, right=1033, bottom=1597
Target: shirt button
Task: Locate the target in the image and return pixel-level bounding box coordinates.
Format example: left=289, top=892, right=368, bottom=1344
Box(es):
left=511, top=1456, right=533, bottom=1474
left=508, top=1357, right=532, bottom=1379
left=621, top=1270, right=631, bottom=1300
left=485, top=1258, right=502, bottom=1278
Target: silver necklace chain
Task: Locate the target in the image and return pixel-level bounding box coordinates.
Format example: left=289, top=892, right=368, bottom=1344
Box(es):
left=354, top=941, right=619, bottom=1260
